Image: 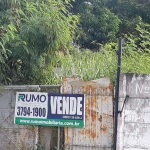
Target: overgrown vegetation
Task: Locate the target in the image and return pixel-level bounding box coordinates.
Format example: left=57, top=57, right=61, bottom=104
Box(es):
left=38, top=45, right=150, bottom=86
left=1, top=0, right=150, bottom=85
left=0, top=0, right=78, bottom=84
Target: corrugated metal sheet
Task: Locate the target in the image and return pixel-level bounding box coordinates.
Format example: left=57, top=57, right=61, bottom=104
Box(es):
left=117, top=73, right=150, bottom=150
left=62, top=77, right=113, bottom=150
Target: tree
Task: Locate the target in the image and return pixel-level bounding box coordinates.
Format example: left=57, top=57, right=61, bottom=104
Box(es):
left=107, top=0, right=150, bottom=36
left=0, top=0, right=78, bottom=84
left=71, top=0, right=150, bottom=49
left=123, top=19, right=150, bottom=53
left=71, top=0, right=120, bottom=49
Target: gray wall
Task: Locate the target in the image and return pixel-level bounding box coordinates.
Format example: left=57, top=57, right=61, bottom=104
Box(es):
left=0, top=88, right=38, bottom=150
left=117, top=73, right=150, bottom=150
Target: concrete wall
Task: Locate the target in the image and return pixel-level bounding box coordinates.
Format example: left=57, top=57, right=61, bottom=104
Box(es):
left=117, top=73, right=150, bottom=150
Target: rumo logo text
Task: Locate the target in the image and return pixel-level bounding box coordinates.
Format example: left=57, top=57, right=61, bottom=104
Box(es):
left=18, top=94, right=47, bottom=103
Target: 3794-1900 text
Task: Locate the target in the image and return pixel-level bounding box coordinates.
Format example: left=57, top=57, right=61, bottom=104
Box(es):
left=17, top=106, right=46, bottom=117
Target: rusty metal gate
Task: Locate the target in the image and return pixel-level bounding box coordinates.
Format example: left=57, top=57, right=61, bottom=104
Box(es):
left=117, top=73, right=150, bottom=150
left=62, top=77, right=114, bottom=150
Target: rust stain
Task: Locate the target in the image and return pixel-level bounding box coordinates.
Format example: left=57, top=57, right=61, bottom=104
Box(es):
left=109, top=83, right=113, bottom=94
left=81, top=86, right=86, bottom=94
left=91, top=110, right=98, bottom=122
left=64, top=128, right=69, bottom=144
left=86, top=97, right=96, bottom=109
left=86, top=96, right=98, bottom=122
left=65, top=136, right=71, bottom=145
left=103, top=113, right=113, bottom=118
left=65, top=128, right=75, bottom=145
left=98, top=115, right=102, bottom=122
left=86, top=109, right=98, bottom=122
left=63, top=77, right=67, bottom=82
left=92, top=96, right=97, bottom=108
left=102, top=96, right=107, bottom=102
left=63, top=77, right=113, bottom=146
left=81, top=85, right=97, bottom=95
left=100, top=125, right=108, bottom=133
left=103, top=113, right=108, bottom=118
left=86, top=96, right=96, bottom=109
left=109, top=114, right=113, bottom=118
left=80, top=129, right=96, bottom=139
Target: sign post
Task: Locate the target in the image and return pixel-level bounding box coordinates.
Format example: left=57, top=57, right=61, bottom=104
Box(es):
left=14, top=92, right=85, bottom=128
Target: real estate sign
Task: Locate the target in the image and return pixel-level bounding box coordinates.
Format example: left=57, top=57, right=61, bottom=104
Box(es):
left=14, top=92, right=85, bottom=128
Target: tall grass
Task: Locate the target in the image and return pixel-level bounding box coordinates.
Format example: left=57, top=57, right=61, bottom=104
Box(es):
left=40, top=44, right=150, bottom=86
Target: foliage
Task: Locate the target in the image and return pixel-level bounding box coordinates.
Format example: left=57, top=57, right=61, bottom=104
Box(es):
left=37, top=42, right=150, bottom=86
left=71, top=0, right=120, bottom=49
left=123, top=20, right=150, bottom=53
left=107, top=0, right=150, bottom=36
left=1, top=0, right=150, bottom=86
left=72, top=0, right=150, bottom=48
left=36, top=45, right=117, bottom=85
left=38, top=22, right=150, bottom=86
left=0, top=0, right=78, bottom=85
